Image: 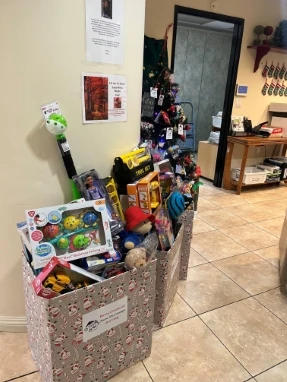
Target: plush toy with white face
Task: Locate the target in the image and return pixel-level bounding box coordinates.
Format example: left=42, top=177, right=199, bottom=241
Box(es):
left=46, top=113, right=67, bottom=136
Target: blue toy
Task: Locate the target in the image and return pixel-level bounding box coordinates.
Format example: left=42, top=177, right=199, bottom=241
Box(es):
left=167, top=191, right=185, bottom=219
left=82, top=211, right=98, bottom=227
left=119, top=231, right=144, bottom=251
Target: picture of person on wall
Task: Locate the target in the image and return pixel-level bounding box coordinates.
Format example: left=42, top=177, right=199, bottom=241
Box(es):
left=102, top=0, right=112, bottom=19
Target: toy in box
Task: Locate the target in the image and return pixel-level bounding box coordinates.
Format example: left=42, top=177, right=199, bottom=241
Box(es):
left=33, top=256, right=103, bottom=299
left=137, top=171, right=162, bottom=214
left=25, top=199, right=113, bottom=270
left=80, top=250, right=122, bottom=272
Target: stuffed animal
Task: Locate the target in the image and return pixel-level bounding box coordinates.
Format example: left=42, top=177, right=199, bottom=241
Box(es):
left=124, top=247, right=147, bottom=269
left=125, top=206, right=155, bottom=236
left=121, top=232, right=143, bottom=251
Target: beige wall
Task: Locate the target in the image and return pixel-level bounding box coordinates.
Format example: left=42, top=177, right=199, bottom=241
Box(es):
left=0, top=0, right=145, bottom=327
left=145, top=0, right=287, bottom=167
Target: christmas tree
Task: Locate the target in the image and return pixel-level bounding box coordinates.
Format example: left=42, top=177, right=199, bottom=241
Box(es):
left=272, top=20, right=287, bottom=48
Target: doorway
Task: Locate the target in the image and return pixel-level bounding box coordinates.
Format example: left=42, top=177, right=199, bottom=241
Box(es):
left=171, top=6, right=244, bottom=187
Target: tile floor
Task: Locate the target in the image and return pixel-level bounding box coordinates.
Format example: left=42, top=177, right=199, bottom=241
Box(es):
left=1, top=182, right=287, bottom=382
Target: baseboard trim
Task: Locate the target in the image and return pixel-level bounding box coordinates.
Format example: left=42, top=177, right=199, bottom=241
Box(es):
left=0, top=316, right=27, bottom=332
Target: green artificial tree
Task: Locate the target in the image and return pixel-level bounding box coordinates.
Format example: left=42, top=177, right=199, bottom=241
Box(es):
left=273, top=20, right=287, bottom=48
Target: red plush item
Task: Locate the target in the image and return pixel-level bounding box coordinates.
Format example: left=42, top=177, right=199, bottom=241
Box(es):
left=125, top=206, right=155, bottom=231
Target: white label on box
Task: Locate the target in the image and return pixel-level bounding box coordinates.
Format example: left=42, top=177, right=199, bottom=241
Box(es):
left=83, top=296, right=128, bottom=341
left=170, top=245, right=181, bottom=282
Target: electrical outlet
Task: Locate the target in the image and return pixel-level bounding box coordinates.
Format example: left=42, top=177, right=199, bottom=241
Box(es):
left=234, top=99, right=242, bottom=108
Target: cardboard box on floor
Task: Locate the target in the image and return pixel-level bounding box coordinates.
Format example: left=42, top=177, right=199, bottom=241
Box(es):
left=154, top=226, right=183, bottom=328
left=178, top=210, right=194, bottom=280
left=22, top=254, right=156, bottom=382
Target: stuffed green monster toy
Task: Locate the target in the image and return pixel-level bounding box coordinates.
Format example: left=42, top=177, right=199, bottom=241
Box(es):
left=46, top=113, right=80, bottom=200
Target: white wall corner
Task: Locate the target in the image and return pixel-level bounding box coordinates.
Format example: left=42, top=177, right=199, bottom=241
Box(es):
left=0, top=316, right=27, bottom=333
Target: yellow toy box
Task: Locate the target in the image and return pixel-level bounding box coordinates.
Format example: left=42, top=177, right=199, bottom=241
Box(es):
left=137, top=172, right=162, bottom=214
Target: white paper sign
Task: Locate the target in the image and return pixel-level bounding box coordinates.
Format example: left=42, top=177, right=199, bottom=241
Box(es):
left=85, top=0, right=124, bottom=65
left=166, top=127, right=173, bottom=140
left=41, top=101, right=61, bottom=121
left=178, top=124, right=184, bottom=135
left=82, top=73, right=127, bottom=124
left=150, top=87, right=158, bottom=98
left=83, top=296, right=128, bottom=341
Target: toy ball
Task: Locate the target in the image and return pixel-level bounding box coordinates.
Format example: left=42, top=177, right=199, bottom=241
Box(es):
left=72, top=235, right=90, bottom=250
left=46, top=113, right=67, bottom=136
left=63, top=216, right=81, bottom=230
left=167, top=192, right=185, bottom=219
left=42, top=223, right=59, bottom=239
left=82, top=211, right=98, bottom=226
left=57, top=237, right=69, bottom=249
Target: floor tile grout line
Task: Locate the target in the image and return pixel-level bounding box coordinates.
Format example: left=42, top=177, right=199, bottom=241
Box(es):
left=4, top=370, right=38, bottom=382
left=209, top=261, right=252, bottom=296
left=142, top=361, right=154, bottom=382
left=253, top=293, right=287, bottom=327
left=197, top=315, right=253, bottom=380
left=248, top=219, right=282, bottom=240
left=251, top=357, right=287, bottom=379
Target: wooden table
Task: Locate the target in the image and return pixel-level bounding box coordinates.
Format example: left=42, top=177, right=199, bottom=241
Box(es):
left=223, top=136, right=287, bottom=195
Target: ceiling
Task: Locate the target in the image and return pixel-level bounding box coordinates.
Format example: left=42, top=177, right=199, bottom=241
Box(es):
left=178, top=14, right=234, bottom=34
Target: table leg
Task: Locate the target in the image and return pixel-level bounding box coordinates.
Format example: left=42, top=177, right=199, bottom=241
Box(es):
left=237, top=145, right=249, bottom=195
left=223, top=142, right=234, bottom=190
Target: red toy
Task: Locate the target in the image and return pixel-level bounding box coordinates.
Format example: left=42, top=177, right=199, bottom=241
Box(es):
left=42, top=224, right=60, bottom=239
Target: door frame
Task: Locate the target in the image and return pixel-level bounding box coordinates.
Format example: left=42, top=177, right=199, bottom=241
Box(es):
left=171, top=6, right=244, bottom=187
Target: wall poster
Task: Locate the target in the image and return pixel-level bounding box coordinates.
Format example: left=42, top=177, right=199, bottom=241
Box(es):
left=85, top=0, right=124, bottom=65
left=82, top=73, right=127, bottom=124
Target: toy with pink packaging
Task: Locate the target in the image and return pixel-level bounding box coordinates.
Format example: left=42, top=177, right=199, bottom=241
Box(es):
left=25, top=199, right=113, bottom=270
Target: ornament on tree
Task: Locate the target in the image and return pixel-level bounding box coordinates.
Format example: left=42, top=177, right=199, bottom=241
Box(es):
left=284, top=85, right=287, bottom=97
left=274, top=63, right=281, bottom=79
left=274, top=81, right=281, bottom=96
left=279, top=81, right=285, bottom=97
left=268, top=62, right=275, bottom=78
left=262, top=79, right=269, bottom=96
left=268, top=80, right=276, bottom=96
left=279, top=64, right=286, bottom=79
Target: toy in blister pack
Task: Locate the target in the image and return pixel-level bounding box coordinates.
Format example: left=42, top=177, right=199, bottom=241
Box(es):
left=73, top=170, right=124, bottom=235
left=25, top=200, right=113, bottom=270
left=124, top=232, right=158, bottom=269
left=155, top=208, right=174, bottom=251
left=80, top=250, right=122, bottom=272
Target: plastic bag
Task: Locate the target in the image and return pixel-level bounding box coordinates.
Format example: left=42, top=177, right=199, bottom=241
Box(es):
left=124, top=232, right=158, bottom=269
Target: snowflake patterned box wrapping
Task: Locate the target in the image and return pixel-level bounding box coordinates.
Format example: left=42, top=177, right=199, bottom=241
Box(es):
left=178, top=210, right=194, bottom=280
left=154, top=226, right=184, bottom=328
left=22, top=254, right=156, bottom=382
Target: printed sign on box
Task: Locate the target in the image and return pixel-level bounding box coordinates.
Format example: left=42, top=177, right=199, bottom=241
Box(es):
left=83, top=296, right=128, bottom=341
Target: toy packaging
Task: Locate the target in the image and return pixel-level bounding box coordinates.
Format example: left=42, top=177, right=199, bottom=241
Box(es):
left=80, top=250, right=122, bottom=272
left=33, top=256, right=104, bottom=299
left=136, top=171, right=162, bottom=214
left=25, top=199, right=113, bottom=270
left=155, top=208, right=174, bottom=251
left=73, top=170, right=124, bottom=235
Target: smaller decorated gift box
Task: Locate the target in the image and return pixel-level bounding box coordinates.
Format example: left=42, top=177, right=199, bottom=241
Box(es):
left=24, top=199, right=113, bottom=270
left=154, top=225, right=184, bottom=328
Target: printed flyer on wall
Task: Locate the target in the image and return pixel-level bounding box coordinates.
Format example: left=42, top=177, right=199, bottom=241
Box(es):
left=82, top=73, right=127, bottom=124
left=85, top=0, right=124, bottom=65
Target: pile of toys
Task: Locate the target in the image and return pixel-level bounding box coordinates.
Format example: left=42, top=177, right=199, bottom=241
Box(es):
left=18, top=105, right=200, bottom=300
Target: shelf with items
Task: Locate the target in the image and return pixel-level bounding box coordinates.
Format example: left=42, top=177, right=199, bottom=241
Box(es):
left=248, top=45, right=287, bottom=73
